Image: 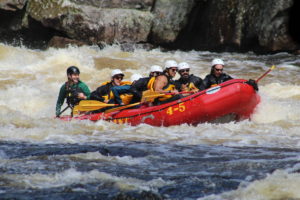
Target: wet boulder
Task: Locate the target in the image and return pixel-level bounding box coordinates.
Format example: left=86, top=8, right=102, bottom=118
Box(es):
left=151, top=0, right=195, bottom=43
left=69, top=0, right=154, bottom=11
left=0, top=0, right=27, bottom=11
left=25, top=0, right=153, bottom=45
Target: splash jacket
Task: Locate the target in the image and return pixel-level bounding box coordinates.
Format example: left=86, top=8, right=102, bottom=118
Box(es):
left=203, top=73, right=233, bottom=89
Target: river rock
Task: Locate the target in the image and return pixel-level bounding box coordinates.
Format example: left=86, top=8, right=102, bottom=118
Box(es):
left=151, top=0, right=195, bottom=43
left=69, top=0, right=154, bottom=11
left=0, top=0, right=26, bottom=11
left=25, top=0, right=153, bottom=45
left=178, top=0, right=297, bottom=52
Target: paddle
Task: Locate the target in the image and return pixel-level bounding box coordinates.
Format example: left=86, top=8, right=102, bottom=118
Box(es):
left=73, top=100, right=117, bottom=112
left=104, top=102, right=141, bottom=114
left=256, top=65, right=276, bottom=83
left=57, top=105, right=71, bottom=117
left=141, top=90, right=165, bottom=102
left=141, top=90, right=196, bottom=102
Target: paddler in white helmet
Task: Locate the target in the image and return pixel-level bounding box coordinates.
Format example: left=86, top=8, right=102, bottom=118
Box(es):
left=90, top=69, right=130, bottom=105
left=151, top=60, right=182, bottom=105
left=110, top=73, right=143, bottom=105
left=203, top=58, right=258, bottom=91
left=203, top=58, right=233, bottom=88
left=175, top=62, right=205, bottom=93
left=129, top=65, right=163, bottom=104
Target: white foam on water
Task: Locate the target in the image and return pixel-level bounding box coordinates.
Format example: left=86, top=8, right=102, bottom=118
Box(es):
left=2, top=168, right=174, bottom=191
left=0, top=43, right=299, bottom=148
left=197, top=169, right=300, bottom=200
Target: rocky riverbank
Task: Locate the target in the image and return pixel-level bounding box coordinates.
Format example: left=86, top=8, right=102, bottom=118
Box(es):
left=0, top=0, right=299, bottom=53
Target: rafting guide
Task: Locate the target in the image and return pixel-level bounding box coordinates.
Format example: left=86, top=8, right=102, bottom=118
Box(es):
left=55, top=66, right=91, bottom=117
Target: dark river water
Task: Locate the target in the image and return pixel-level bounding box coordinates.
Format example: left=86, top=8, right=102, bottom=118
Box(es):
left=0, top=43, right=300, bottom=199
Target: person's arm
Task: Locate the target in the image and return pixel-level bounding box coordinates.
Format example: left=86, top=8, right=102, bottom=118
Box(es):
left=196, top=78, right=206, bottom=91
left=226, top=74, right=233, bottom=81
left=202, top=75, right=211, bottom=89
left=56, top=84, right=66, bottom=117
left=90, top=85, right=106, bottom=102
left=78, top=82, right=91, bottom=99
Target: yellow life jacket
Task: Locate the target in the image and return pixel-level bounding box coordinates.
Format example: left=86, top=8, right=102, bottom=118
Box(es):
left=147, top=77, right=156, bottom=91
left=100, top=81, right=133, bottom=104
left=152, top=75, right=176, bottom=101
left=181, top=82, right=199, bottom=92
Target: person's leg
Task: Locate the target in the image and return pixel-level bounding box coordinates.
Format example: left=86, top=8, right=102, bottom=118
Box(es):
left=111, top=85, right=131, bottom=105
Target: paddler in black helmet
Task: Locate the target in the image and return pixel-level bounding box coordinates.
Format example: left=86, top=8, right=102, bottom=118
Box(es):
left=55, top=66, right=90, bottom=117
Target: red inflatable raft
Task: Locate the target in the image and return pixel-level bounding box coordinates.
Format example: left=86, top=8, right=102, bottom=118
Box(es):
left=60, top=79, right=260, bottom=126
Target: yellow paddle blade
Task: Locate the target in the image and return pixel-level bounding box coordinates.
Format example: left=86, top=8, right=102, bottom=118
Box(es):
left=271, top=65, right=276, bottom=70
left=141, top=90, right=164, bottom=102
left=72, top=105, right=80, bottom=115
left=104, top=102, right=140, bottom=114
left=77, top=100, right=116, bottom=111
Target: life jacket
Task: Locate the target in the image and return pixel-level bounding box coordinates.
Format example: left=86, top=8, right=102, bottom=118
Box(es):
left=153, top=74, right=176, bottom=101
left=177, top=75, right=200, bottom=92
left=65, top=82, right=83, bottom=107
left=147, top=77, right=156, bottom=91
left=100, top=81, right=133, bottom=104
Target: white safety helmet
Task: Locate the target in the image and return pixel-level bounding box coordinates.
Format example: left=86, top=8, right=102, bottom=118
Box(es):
left=130, top=74, right=142, bottom=82
left=178, top=62, right=190, bottom=71
left=211, top=58, right=225, bottom=66
left=164, top=60, right=178, bottom=69
left=111, top=69, right=124, bottom=77
left=150, top=65, right=163, bottom=73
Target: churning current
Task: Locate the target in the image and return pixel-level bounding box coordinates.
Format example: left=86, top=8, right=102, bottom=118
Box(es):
left=0, top=43, right=300, bottom=200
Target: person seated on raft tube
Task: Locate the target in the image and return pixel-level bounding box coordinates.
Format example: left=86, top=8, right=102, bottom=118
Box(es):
left=152, top=60, right=182, bottom=105
left=203, top=58, right=233, bottom=89
left=90, top=69, right=131, bottom=106
left=175, top=62, right=205, bottom=94
left=129, top=65, right=163, bottom=103
left=56, top=66, right=91, bottom=117
left=111, top=73, right=143, bottom=105
left=203, top=58, right=259, bottom=91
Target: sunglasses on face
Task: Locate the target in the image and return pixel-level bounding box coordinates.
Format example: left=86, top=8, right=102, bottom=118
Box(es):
left=114, top=75, right=123, bottom=80
left=179, top=69, right=190, bottom=73
left=170, top=68, right=178, bottom=72
left=152, top=71, right=162, bottom=75
left=215, top=68, right=223, bottom=72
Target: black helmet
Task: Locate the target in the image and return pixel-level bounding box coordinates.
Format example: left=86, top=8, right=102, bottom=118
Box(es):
left=67, top=66, right=80, bottom=75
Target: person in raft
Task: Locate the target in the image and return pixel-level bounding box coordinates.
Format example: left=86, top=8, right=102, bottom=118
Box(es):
left=90, top=69, right=131, bottom=105
left=203, top=58, right=258, bottom=90
left=111, top=73, right=143, bottom=105
left=175, top=62, right=205, bottom=94
left=152, top=60, right=181, bottom=105
left=203, top=58, right=233, bottom=88
left=129, top=65, right=164, bottom=103
left=56, top=66, right=90, bottom=117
